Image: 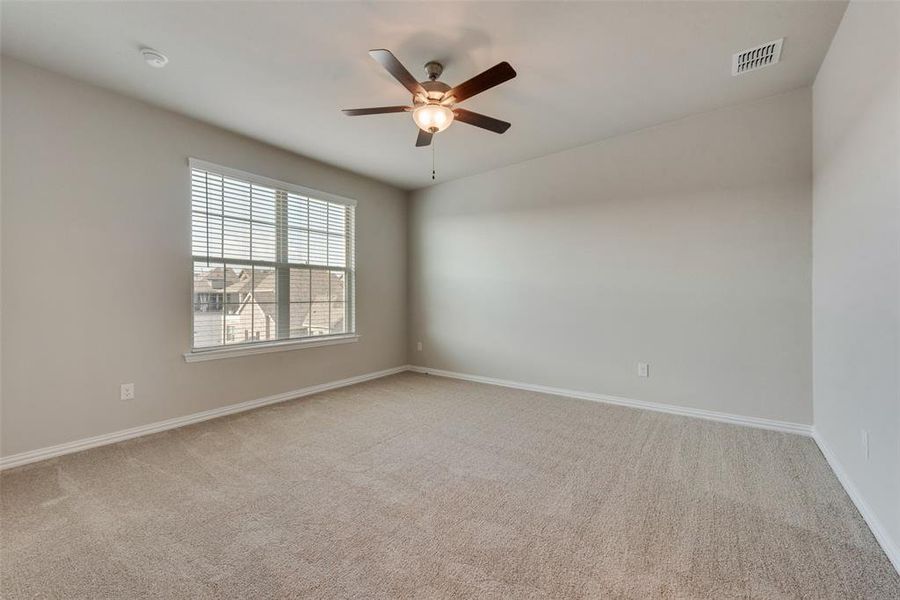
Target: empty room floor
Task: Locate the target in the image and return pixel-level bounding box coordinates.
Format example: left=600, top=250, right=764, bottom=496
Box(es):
left=2, top=373, right=898, bottom=599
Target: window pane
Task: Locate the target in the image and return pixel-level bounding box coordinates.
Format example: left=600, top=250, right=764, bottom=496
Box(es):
left=311, top=270, right=329, bottom=302
left=309, top=231, right=327, bottom=266
left=193, top=307, right=224, bottom=348
left=222, top=217, right=251, bottom=260
left=224, top=266, right=249, bottom=314
left=330, top=302, right=346, bottom=334
left=287, top=228, right=308, bottom=264
left=192, top=211, right=223, bottom=258
left=194, top=261, right=225, bottom=306
left=308, top=302, right=329, bottom=336
left=309, top=199, right=328, bottom=232
left=222, top=177, right=251, bottom=219
left=329, top=271, right=345, bottom=302
left=287, top=194, right=308, bottom=229
left=327, top=236, right=346, bottom=267
left=290, top=269, right=311, bottom=302
left=192, top=261, right=226, bottom=347
left=226, top=303, right=278, bottom=343
left=246, top=268, right=278, bottom=342
left=290, top=303, right=310, bottom=338
left=251, top=221, right=277, bottom=262
left=252, top=266, right=277, bottom=302
left=255, top=304, right=279, bottom=341
left=251, top=185, right=277, bottom=224
left=328, top=205, right=346, bottom=233
left=192, top=171, right=223, bottom=215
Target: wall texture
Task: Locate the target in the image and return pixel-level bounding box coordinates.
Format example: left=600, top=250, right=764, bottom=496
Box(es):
left=0, top=58, right=408, bottom=457
left=812, top=0, right=900, bottom=563
left=409, top=89, right=813, bottom=425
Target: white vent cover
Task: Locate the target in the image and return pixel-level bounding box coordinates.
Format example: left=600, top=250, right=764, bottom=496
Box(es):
left=732, top=38, right=783, bottom=76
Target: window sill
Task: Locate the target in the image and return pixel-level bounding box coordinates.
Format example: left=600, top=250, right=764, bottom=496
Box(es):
left=184, top=334, right=359, bottom=363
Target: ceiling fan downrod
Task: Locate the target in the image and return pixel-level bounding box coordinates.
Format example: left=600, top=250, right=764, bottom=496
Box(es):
left=424, top=61, right=443, bottom=82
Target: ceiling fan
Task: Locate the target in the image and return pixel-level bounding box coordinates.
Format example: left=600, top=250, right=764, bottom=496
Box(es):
left=343, top=49, right=516, bottom=147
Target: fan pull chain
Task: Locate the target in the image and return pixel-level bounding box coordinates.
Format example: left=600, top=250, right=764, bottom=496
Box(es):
left=432, top=135, right=436, bottom=180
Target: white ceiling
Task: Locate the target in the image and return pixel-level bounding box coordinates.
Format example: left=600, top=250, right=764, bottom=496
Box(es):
left=1, top=1, right=846, bottom=190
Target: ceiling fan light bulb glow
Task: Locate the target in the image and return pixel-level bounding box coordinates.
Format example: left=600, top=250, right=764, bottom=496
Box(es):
left=413, top=104, right=453, bottom=133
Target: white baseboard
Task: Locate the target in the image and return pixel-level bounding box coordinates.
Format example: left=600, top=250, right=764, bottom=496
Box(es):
left=0, top=365, right=410, bottom=471
left=812, top=430, right=900, bottom=574
left=0, top=362, right=813, bottom=466
left=0, top=364, right=810, bottom=472
left=407, top=365, right=813, bottom=436
left=4, top=362, right=894, bottom=575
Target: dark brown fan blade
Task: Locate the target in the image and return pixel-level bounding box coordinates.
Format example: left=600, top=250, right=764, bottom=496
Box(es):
left=369, top=49, right=426, bottom=96
left=342, top=106, right=411, bottom=116
left=453, top=109, right=511, bottom=134
left=416, top=129, right=433, bottom=147
left=446, top=62, right=516, bottom=103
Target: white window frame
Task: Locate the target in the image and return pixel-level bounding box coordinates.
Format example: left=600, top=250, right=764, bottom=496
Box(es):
left=184, top=158, right=358, bottom=362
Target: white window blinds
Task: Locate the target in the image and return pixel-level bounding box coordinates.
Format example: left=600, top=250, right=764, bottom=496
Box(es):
left=190, top=160, right=355, bottom=350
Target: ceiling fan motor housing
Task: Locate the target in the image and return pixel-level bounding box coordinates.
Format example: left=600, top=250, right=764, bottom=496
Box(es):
left=418, top=79, right=451, bottom=104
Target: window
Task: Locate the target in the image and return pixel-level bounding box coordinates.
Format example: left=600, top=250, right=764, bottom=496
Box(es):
left=189, top=159, right=355, bottom=354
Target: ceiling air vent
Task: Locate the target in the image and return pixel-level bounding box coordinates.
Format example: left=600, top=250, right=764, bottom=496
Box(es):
left=732, top=38, right=783, bottom=76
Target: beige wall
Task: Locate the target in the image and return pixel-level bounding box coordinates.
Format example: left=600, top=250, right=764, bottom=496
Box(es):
left=409, top=88, right=813, bottom=424
left=812, top=1, right=900, bottom=561
left=0, top=58, right=408, bottom=456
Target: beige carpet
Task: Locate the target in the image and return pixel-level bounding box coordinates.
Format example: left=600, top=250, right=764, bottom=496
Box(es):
left=1, top=372, right=898, bottom=599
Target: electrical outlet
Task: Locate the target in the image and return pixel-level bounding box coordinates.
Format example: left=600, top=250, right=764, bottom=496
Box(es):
left=862, top=430, right=869, bottom=460
left=120, top=383, right=135, bottom=401
left=637, top=362, right=650, bottom=377
left=417, top=341, right=423, bottom=352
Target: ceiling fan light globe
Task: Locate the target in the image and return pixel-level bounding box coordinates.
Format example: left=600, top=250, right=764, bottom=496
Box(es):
left=413, top=104, right=453, bottom=133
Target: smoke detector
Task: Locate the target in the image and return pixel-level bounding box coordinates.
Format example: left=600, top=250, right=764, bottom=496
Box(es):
left=141, top=48, right=169, bottom=68
left=732, top=38, right=783, bottom=76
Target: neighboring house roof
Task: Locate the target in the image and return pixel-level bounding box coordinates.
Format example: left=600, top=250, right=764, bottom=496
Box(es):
left=226, top=269, right=269, bottom=294
left=233, top=271, right=345, bottom=326
left=193, top=266, right=240, bottom=293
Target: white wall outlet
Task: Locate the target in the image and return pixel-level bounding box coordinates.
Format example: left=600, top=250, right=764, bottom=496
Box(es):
left=637, top=362, right=650, bottom=377
left=417, top=341, right=423, bottom=352
left=120, top=383, right=135, bottom=401
left=862, top=429, right=869, bottom=460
